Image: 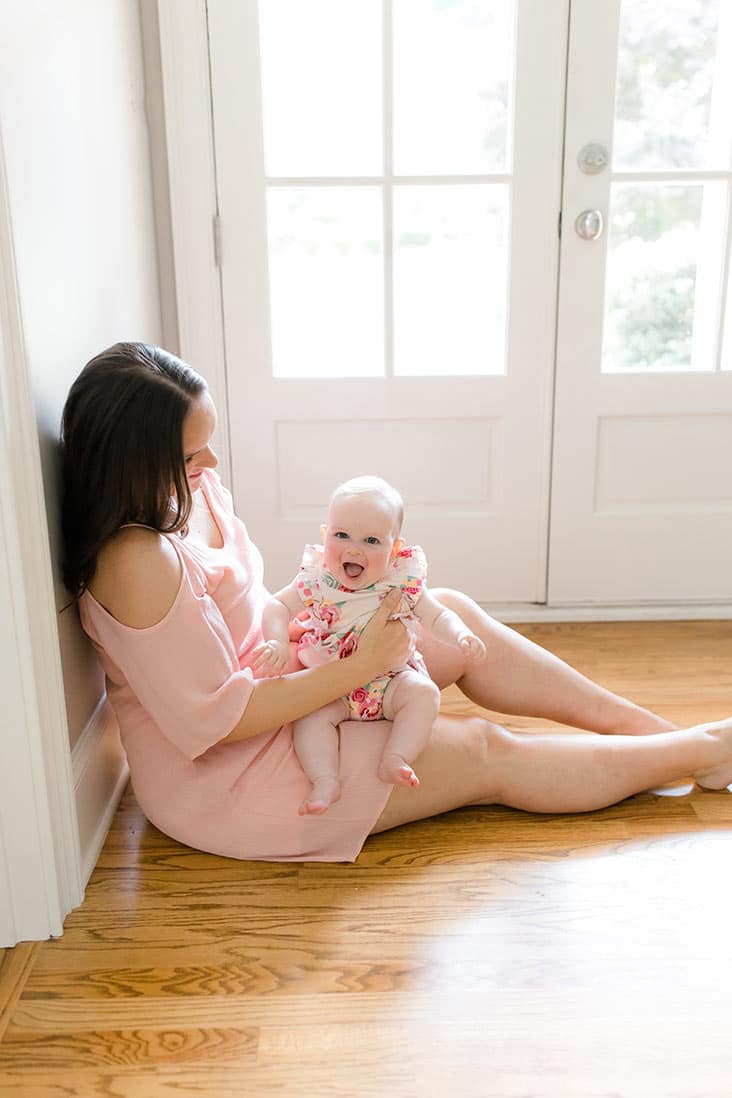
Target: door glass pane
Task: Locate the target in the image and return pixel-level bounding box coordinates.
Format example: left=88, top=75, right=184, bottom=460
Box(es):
left=267, top=187, right=383, bottom=377
left=613, top=0, right=729, bottom=171
left=393, top=0, right=513, bottom=175
left=394, top=184, right=508, bottom=376
left=602, top=182, right=727, bottom=373
left=259, top=0, right=382, bottom=176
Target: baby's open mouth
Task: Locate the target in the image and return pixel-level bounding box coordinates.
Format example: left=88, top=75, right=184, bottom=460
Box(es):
left=343, top=562, right=364, bottom=579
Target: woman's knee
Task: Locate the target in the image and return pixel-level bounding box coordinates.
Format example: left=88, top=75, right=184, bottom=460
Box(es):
left=371, top=715, right=513, bottom=831
left=436, top=715, right=513, bottom=799
left=428, top=588, right=504, bottom=648
left=430, top=586, right=492, bottom=622
left=463, top=715, right=510, bottom=759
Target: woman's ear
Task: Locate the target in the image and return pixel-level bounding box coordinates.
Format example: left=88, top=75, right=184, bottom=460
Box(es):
left=391, top=537, right=405, bottom=558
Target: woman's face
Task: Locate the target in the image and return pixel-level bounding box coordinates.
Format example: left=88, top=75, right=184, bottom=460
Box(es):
left=182, top=390, right=218, bottom=491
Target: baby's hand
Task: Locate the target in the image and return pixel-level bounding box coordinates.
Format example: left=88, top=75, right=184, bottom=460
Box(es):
left=251, top=639, right=289, bottom=677
left=457, top=632, right=486, bottom=661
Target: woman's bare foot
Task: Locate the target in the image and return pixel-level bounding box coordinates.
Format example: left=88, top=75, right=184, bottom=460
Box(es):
left=299, top=775, right=341, bottom=816
left=377, top=752, right=420, bottom=788
left=692, top=717, right=732, bottom=791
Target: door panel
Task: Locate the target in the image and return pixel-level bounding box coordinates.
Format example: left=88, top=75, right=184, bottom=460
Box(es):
left=207, top=0, right=567, bottom=601
left=550, top=0, right=732, bottom=603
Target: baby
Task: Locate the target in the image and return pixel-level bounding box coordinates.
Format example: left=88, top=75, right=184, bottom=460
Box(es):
left=254, top=476, right=486, bottom=815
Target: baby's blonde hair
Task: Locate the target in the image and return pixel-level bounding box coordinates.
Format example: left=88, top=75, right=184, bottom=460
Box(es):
left=329, top=475, right=404, bottom=535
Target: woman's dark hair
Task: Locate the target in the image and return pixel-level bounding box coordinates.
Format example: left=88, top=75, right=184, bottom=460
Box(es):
left=61, top=342, right=207, bottom=597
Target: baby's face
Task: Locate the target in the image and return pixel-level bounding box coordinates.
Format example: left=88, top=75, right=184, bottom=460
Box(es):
left=322, top=493, right=402, bottom=590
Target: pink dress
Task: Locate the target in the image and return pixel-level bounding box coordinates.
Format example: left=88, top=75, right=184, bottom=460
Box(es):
left=78, top=470, right=394, bottom=862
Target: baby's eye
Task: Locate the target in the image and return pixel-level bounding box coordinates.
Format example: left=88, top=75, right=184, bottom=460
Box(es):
left=365, top=537, right=381, bottom=545
left=334, top=531, right=349, bottom=539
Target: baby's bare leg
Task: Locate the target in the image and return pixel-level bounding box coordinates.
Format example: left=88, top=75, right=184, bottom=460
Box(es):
left=293, top=699, right=349, bottom=816
left=380, top=672, right=441, bottom=788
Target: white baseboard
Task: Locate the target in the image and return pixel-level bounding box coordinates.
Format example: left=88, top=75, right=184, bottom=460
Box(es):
left=72, top=699, right=128, bottom=886
left=485, top=601, right=732, bottom=623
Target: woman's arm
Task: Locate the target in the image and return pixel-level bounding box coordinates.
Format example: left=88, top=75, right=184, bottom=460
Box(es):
left=221, top=589, right=406, bottom=742
left=91, top=530, right=410, bottom=746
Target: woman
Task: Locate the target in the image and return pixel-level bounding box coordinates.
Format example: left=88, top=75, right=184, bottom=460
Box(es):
left=61, top=342, right=732, bottom=862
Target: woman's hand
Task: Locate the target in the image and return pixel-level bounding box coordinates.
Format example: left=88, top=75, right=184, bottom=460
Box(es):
left=355, top=589, right=410, bottom=680
left=223, top=590, right=411, bottom=746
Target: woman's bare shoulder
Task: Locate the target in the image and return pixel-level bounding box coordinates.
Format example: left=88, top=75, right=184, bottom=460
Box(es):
left=89, top=527, right=182, bottom=629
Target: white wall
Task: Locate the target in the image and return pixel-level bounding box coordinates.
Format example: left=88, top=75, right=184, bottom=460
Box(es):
left=0, top=0, right=167, bottom=940
left=0, top=0, right=163, bottom=750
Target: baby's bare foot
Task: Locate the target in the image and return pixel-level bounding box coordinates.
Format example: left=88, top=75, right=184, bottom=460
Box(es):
left=377, top=753, right=420, bottom=788
left=299, top=775, right=341, bottom=816
left=693, top=717, right=732, bottom=791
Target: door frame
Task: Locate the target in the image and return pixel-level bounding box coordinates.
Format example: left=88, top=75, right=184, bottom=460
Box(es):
left=156, top=0, right=732, bottom=622
left=0, top=128, right=83, bottom=947
left=156, top=0, right=232, bottom=486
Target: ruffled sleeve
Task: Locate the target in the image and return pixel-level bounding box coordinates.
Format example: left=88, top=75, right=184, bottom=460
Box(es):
left=80, top=551, right=256, bottom=761
left=388, top=545, right=428, bottom=611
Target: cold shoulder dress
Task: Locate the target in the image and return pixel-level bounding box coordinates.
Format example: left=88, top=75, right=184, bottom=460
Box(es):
left=79, top=470, right=394, bottom=861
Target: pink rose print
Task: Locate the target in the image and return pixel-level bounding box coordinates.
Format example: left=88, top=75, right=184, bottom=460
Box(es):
left=350, top=687, right=367, bottom=705
left=398, top=547, right=414, bottom=559
left=359, top=698, right=382, bottom=720
left=338, top=631, right=359, bottom=660
left=402, top=583, right=422, bottom=597
left=317, top=602, right=341, bottom=628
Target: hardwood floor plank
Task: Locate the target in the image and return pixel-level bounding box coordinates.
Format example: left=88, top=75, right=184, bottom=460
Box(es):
left=0, top=1025, right=257, bottom=1069
left=0, top=943, right=40, bottom=1042
left=0, top=1065, right=418, bottom=1098
left=9, top=957, right=732, bottom=1034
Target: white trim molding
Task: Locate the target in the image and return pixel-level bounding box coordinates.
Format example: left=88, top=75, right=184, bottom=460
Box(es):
left=156, top=0, right=232, bottom=488
left=72, top=700, right=129, bottom=887
left=0, top=128, right=84, bottom=946
left=487, top=601, right=732, bottom=623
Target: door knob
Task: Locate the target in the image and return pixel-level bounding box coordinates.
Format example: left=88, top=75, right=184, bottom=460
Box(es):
left=574, top=209, right=604, bottom=240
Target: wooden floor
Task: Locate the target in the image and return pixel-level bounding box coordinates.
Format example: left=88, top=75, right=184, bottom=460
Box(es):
left=2, top=621, right=732, bottom=1098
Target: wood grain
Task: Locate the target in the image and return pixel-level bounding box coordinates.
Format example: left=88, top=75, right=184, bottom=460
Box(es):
left=1, top=621, right=731, bottom=1098
left=0, top=943, right=40, bottom=1043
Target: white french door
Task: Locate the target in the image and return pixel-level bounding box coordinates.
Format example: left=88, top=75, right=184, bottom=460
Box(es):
left=207, top=0, right=566, bottom=603
left=204, top=0, right=732, bottom=608
left=551, top=0, right=732, bottom=604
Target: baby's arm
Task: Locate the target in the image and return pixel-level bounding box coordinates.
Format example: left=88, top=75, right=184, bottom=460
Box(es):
left=412, top=588, right=486, bottom=661
left=251, top=580, right=303, bottom=677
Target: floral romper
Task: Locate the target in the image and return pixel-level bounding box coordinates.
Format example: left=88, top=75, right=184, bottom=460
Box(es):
left=295, top=544, right=430, bottom=721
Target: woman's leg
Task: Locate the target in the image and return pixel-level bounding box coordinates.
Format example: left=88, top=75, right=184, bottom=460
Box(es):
left=371, top=713, right=732, bottom=833
left=420, top=589, right=675, bottom=735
